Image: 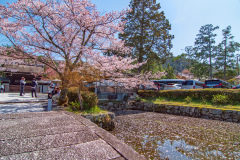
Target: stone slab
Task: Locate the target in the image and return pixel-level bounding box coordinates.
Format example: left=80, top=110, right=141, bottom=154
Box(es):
left=0, top=139, right=121, bottom=160
left=0, top=125, right=95, bottom=141
left=0, top=114, right=81, bottom=133
left=0, top=111, right=61, bottom=120
left=0, top=131, right=99, bottom=156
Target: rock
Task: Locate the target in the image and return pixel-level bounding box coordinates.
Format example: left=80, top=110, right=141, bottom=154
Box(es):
left=202, top=115, right=209, bottom=119
left=213, top=117, right=220, bottom=120
left=185, top=107, right=190, bottom=114
left=208, top=114, right=213, bottom=118
left=144, top=103, right=153, bottom=112
left=82, top=112, right=115, bottom=131
left=209, top=109, right=212, bottom=114
left=102, top=114, right=115, bottom=131
left=226, top=119, right=233, bottom=122
left=233, top=119, right=238, bottom=122
left=222, top=111, right=230, bottom=120
left=212, top=109, right=222, bottom=115
left=214, top=114, right=221, bottom=118
left=201, top=108, right=208, bottom=114
left=190, top=107, right=195, bottom=114
left=154, top=104, right=162, bottom=113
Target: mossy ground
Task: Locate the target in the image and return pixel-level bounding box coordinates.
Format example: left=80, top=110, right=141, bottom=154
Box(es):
left=66, top=106, right=108, bottom=115
left=141, top=97, right=240, bottom=111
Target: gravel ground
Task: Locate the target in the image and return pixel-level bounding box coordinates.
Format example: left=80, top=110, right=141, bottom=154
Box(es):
left=110, top=110, right=240, bottom=160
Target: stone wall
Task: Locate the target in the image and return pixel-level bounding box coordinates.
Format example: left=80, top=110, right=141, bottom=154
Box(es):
left=98, top=101, right=240, bottom=123
left=81, top=112, right=115, bottom=131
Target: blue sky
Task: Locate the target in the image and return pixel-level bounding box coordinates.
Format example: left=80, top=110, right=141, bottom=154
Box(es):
left=1, top=0, right=240, bottom=57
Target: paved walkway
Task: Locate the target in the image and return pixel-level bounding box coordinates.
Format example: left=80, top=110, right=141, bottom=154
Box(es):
left=0, top=93, right=145, bottom=159
left=0, top=93, right=47, bottom=103
left=0, top=93, right=51, bottom=114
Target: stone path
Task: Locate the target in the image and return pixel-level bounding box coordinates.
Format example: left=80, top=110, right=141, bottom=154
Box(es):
left=0, top=93, right=50, bottom=114
left=0, top=93, right=47, bottom=103
left=0, top=93, right=145, bottom=159
left=0, top=102, right=47, bottom=114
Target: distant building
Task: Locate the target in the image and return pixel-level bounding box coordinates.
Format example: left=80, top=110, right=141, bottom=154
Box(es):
left=0, top=64, right=44, bottom=92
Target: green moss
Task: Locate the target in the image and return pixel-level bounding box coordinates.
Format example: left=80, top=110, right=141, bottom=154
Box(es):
left=66, top=106, right=108, bottom=115
left=142, top=97, right=240, bottom=111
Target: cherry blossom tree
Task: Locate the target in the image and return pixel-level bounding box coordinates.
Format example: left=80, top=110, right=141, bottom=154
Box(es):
left=0, top=0, right=166, bottom=104
left=89, top=54, right=167, bottom=88
left=69, top=54, right=166, bottom=110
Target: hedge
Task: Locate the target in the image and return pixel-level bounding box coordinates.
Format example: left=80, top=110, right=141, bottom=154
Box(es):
left=137, top=89, right=240, bottom=102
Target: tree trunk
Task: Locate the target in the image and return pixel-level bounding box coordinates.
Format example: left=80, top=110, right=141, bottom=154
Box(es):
left=58, top=76, right=69, bottom=105
left=78, top=87, right=83, bottom=111
left=223, top=40, right=227, bottom=80
left=209, top=38, right=212, bottom=79
left=59, top=88, right=68, bottom=105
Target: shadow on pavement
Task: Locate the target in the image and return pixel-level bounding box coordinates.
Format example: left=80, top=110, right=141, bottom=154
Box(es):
left=4, top=94, right=20, bottom=97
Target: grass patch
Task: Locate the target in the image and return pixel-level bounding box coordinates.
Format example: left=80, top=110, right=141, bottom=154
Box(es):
left=141, top=97, right=240, bottom=111
left=66, top=106, right=108, bottom=115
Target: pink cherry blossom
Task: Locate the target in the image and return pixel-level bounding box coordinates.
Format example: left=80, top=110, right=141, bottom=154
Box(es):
left=0, top=0, right=166, bottom=91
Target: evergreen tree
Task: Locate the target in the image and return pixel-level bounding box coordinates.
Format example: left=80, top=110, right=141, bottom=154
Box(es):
left=190, top=60, right=209, bottom=81
left=163, top=63, right=176, bottom=79
left=215, top=26, right=238, bottom=80
left=213, top=69, right=237, bottom=80
left=194, top=24, right=219, bottom=79
left=119, top=0, right=174, bottom=73
left=172, top=54, right=185, bottom=73
left=184, top=46, right=194, bottom=71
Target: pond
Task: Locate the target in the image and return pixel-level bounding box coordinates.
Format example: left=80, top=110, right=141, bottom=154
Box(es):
left=110, top=111, right=240, bottom=160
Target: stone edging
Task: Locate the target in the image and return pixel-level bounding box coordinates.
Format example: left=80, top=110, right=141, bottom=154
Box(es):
left=98, top=101, right=240, bottom=123
left=81, top=112, right=115, bottom=131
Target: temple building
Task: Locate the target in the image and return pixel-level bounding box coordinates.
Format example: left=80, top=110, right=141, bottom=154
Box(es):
left=0, top=64, right=47, bottom=92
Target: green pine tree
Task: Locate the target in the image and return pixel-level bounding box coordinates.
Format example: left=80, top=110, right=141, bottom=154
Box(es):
left=194, top=24, right=219, bottom=79
left=164, top=63, right=176, bottom=79
left=119, top=0, right=174, bottom=73
left=215, top=26, right=239, bottom=80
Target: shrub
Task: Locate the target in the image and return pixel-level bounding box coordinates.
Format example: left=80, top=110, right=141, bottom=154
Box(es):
left=211, top=94, right=228, bottom=105
left=135, top=96, right=142, bottom=102
left=234, top=101, right=240, bottom=106
left=67, top=87, right=98, bottom=110
left=67, top=87, right=79, bottom=103
left=69, top=101, right=81, bottom=111
left=185, top=96, right=192, bottom=104
left=81, top=91, right=98, bottom=108
left=137, top=89, right=240, bottom=105
left=201, top=97, right=207, bottom=104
